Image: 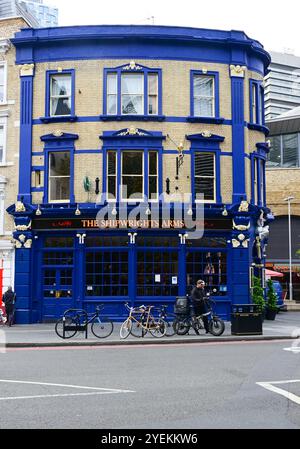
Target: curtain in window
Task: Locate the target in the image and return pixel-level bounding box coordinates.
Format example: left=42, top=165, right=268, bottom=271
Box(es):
left=121, top=74, right=143, bottom=115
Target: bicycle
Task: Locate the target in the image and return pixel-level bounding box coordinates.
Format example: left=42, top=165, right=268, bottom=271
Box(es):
left=55, top=305, right=114, bottom=339
left=156, top=305, right=177, bottom=337
left=120, top=303, right=167, bottom=339
left=174, top=298, right=225, bottom=337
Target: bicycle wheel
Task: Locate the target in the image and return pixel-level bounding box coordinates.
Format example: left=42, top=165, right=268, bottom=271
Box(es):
left=130, top=319, right=147, bottom=338
left=209, top=318, right=225, bottom=336
left=120, top=319, right=132, bottom=339
left=149, top=319, right=167, bottom=338
left=91, top=316, right=114, bottom=338
left=164, top=317, right=177, bottom=337
left=173, top=318, right=190, bottom=336
left=55, top=317, right=78, bottom=339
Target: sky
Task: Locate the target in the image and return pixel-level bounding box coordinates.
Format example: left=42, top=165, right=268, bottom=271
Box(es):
left=54, top=0, right=300, bottom=56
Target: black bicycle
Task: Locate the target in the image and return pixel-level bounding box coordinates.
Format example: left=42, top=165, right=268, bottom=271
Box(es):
left=156, top=305, right=177, bottom=337
left=55, top=305, right=114, bottom=339
left=174, top=298, right=225, bottom=337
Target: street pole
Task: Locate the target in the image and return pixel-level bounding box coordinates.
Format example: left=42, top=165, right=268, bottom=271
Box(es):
left=284, top=197, right=294, bottom=301
left=288, top=200, right=293, bottom=301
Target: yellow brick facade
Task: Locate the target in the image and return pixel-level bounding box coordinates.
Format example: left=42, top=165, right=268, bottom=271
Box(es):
left=266, top=169, right=300, bottom=217
left=30, top=59, right=265, bottom=206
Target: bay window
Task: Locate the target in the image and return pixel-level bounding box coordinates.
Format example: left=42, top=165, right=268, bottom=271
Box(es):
left=250, top=80, right=264, bottom=126
left=104, top=65, right=161, bottom=117
left=106, top=150, right=159, bottom=202
left=252, top=156, right=266, bottom=206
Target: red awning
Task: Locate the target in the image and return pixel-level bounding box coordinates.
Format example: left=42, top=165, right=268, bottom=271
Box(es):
left=266, top=269, right=284, bottom=278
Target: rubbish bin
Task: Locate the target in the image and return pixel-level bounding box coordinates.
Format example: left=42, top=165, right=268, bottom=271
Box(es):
left=231, top=304, right=263, bottom=336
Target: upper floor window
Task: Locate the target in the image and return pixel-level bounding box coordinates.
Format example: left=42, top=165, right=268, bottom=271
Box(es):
left=48, top=151, right=70, bottom=203
left=45, top=70, right=75, bottom=119
left=50, top=74, right=72, bottom=116
left=267, top=134, right=299, bottom=168
left=194, top=152, right=216, bottom=203
left=252, top=156, right=266, bottom=206
left=0, top=119, right=7, bottom=164
left=250, top=80, right=264, bottom=125
left=104, top=64, right=161, bottom=117
left=193, top=75, right=215, bottom=117
left=106, top=149, right=158, bottom=202
left=0, top=63, right=6, bottom=104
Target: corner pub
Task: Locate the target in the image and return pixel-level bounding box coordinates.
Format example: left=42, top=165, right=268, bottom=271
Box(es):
left=7, top=25, right=272, bottom=323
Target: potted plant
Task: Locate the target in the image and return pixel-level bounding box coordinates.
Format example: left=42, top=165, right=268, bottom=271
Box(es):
left=266, top=279, right=278, bottom=321
left=251, top=275, right=266, bottom=320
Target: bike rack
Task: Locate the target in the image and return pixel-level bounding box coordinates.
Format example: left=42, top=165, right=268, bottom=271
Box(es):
left=63, top=309, right=88, bottom=339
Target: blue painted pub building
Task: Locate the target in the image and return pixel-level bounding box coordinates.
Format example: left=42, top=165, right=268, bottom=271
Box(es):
left=8, top=25, right=272, bottom=323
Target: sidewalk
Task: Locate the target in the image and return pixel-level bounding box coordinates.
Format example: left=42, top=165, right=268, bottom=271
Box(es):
left=1, top=311, right=299, bottom=348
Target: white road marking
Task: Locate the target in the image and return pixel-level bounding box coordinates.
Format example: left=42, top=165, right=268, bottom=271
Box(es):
left=257, top=380, right=300, bottom=406
left=0, top=379, right=135, bottom=401
left=284, top=347, right=300, bottom=353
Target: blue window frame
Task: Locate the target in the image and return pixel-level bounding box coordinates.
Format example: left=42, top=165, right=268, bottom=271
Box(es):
left=102, top=64, right=163, bottom=121
left=41, top=69, right=76, bottom=123
left=187, top=133, right=223, bottom=204
left=103, top=148, right=162, bottom=203
left=251, top=154, right=266, bottom=206
left=188, top=71, right=222, bottom=124
left=41, top=132, right=77, bottom=204
left=249, top=80, right=265, bottom=126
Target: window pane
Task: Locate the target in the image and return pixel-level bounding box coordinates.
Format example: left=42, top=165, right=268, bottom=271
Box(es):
left=194, top=98, right=214, bottom=117
left=121, top=95, right=143, bottom=114
left=0, top=66, right=4, bottom=85
left=107, top=95, right=117, bottom=114
left=51, top=74, right=71, bottom=97
left=122, top=176, right=143, bottom=199
left=149, top=176, right=158, bottom=199
left=195, top=178, right=214, bottom=201
left=49, top=177, right=70, bottom=201
left=121, top=73, right=143, bottom=94
left=107, top=73, right=117, bottom=94
left=107, top=176, right=116, bottom=197
left=195, top=153, right=214, bottom=177
left=149, top=151, right=157, bottom=175
left=0, top=126, right=3, bottom=146
left=108, top=151, right=116, bottom=175
left=0, top=86, right=3, bottom=103
left=282, top=134, right=298, bottom=167
left=148, top=95, right=157, bottom=115
left=267, top=136, right=281, bottom=167
left=0, top=147, right=3, bottom=163
left=122, top=152, right=143, bottom=175
left=252, top=84, right=257, bottom=123
left=148, top=74, right=158, bottom=95
left=49, top=152, right=70, bottom=176
left=51, top=97, right=71, bottom=116
left=194, top=75, right=213, bottom=96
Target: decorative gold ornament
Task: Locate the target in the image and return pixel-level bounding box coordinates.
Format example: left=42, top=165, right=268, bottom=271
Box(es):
left=230, top=65, right=246, bottom=78
left=24, top=239, right=33, bottom=249
left=242, top=240, right=249, bottom=249
left=232, top=219, right=250, bottom=231
left=238, top=201, right=249, bottom=213
left=124, top=60, right=142, bottom=71
left=232, top=239, right=240, bottom=248
left=238, top=234, right=246, bottom=242
left=15, top=221, right=32, bottom=231
left=15, top=201, right=26, bottom=213
left=15, top=240, right=22, bottom=249
left=53, top=130, right=64, bottom=137
left=18, top=234, right=26, bottom=243
left=201, top=131, right=212, bottom=138
left=20, top=64, right=35, bottom=77
left=118, top=128, right=147, bottom=136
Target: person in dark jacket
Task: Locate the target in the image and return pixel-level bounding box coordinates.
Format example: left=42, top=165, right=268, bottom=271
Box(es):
left=191, top=280, right=210, bottom=334
left=2, top=287, right=16, bottom=327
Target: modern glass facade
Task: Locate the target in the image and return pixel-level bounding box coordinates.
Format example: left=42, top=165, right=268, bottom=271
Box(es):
left=267, top=133, right=300, bottom=168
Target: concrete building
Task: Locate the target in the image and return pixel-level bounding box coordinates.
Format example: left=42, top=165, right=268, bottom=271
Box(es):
left=265, top=51, right=300, bottom=121
left=0, top=0, right=38, bottom=26
left=7, top=25, right=271, bottom=323
left=0, top=15, right=32, bottom=299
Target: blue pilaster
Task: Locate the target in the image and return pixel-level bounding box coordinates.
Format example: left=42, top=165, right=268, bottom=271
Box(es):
left=14, top=246, right=32, bottom=324
left=18, top=65, right=34, bottom=203
left=231, top=68, right=246, bottom=203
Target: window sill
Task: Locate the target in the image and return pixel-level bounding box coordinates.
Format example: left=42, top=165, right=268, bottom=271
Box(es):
left=100, top=115, right=166, bottom=122
left=40, top=115, right=78, bottom=124
left=0, top=162, right=13, bottom=167
left=247, top=123, right=269, bottom=135
left=186, top=116, right=225, bottom=124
